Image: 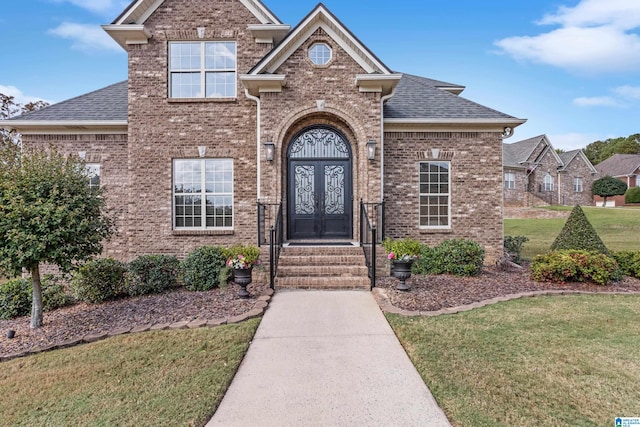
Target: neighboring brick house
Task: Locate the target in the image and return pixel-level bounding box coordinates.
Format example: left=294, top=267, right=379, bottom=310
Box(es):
left=3, top=0, right=525, bottom=271
left=503, top=135, right=597, bottom=207
left=594, top=154, right=640, bottom=206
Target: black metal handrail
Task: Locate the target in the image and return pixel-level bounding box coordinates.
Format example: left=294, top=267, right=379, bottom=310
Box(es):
left=360, top=200, right=383, bottom=290
left=257, top=202, right=281, bottom=247
left=269, top=202, right=283, bottom=290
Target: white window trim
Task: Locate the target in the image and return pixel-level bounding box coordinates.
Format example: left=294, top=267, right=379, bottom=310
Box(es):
left=419, top=161, right=451, bottom=230
left=574, top=177, right=583, bottom=193
left=308, top=42, right=332, bottom=66
left=544, top=173, right=554, bottom=192
left=173, top=159, right=234, bottom=230
left=86, top=163, right=101, bottom=189
left=504, top=172, right=515, bottom=190
left=169, top=41, right=237, bottom=99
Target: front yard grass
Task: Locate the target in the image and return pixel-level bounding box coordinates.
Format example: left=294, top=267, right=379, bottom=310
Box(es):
left=505, top=206, right=640, bottom=260
left=0, top=319, right=259, bottom=427
left=388, top=294, right=640, bottom=426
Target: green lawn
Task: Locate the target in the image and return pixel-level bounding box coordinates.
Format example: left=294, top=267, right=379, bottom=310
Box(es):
left=0, top=320, right=259, bottom=427
left=388, top=295, right=640, bottom=427
left=505, top=206, right=640, bottom=260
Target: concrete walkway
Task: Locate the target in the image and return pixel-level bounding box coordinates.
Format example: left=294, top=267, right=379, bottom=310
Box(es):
left=207, top=290, right=451, bottom=426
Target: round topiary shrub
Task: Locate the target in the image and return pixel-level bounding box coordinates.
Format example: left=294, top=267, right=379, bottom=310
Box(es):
left=126, top=254, right=180, bottom=296
left=181, top=246, right=227, bottom=291
left=625, top=187, right=640, bottom=204
left=0, top=278, right=32, bottom=319
left=71, top=258, right=127, bottom=303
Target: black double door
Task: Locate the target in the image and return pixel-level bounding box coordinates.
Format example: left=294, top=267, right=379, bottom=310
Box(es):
left=288, top=159, right=352, bottom=239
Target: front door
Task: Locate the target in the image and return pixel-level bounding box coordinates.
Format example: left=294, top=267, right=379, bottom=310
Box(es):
left=287, top=126, right=353, bottom=240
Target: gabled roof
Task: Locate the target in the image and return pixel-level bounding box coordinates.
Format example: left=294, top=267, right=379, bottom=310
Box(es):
left=113, top=0, right=281, bottom=25
left=2, top=81, right=128, bottom=134
left=559, top=149, right=598, bottom=174
left=385, top=74, right=525, bottom=125
left=503, top=135, right=556, bottom=169
left=595, top=154, right=640, bottom=177
left=248, top=3, right=391, bottom=76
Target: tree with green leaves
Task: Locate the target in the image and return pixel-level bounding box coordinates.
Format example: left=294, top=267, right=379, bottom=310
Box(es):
left=0, top=150, right=115, bottom=328
left=584, top=134, right=640, bottom=165
left=550, top=205, right=610, bottom=255
left=592, top=176, right=628, bottom=207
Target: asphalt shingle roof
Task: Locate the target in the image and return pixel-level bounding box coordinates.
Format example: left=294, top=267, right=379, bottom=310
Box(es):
left=9, top=81, right=128, bottom=122
left=384, top=73, right=521, bottom=121
left=595, top=154, right=640, bottom=177
left=502, top=135, right=546, bottom=168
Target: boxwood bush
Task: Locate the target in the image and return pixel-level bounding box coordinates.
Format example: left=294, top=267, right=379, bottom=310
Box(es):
left=531, top=250, right=618, bottom=285
left=504, top=235, right=529, bottom=265
left=126, top=255, right=180, bottom=296
left=0, top=278, right=32, bottom=319
left=413, top=239, right=485, bottom=277
left=1, top=276, right=74, bottom=319
left=181, top=246, right=227, bottom=291
left=71, top=258, right=128, bottom=303
left=625, top=187, right=640, bottom=204
left=614, top=251, right=640, bottom=278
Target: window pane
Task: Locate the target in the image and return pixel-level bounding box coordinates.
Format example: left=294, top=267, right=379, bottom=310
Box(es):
left=205, top=42, right=236, bottom=70
left=309, top=43, right=331, bottom=65
left=206, top=72, right=236, bottom=97
left=170, top=43, right=201, bottom=70
left=419, top=161, right=450, bottom=228
left=170, top=72, right=202, bottom=98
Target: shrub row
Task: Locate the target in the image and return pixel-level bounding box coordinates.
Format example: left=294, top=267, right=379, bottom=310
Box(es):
left=625, top=187, right=640, bottom=204
left=413, top=239, right=485, bottom=277
left=530, top=250, right=618, bottom=285
left=614, top=251, right=640, bottom=279
left=0, top=276, right=73, bottom=320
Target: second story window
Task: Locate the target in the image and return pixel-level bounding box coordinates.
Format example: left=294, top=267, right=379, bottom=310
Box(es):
left=308, top=43, right=332, bottom=65
left=169, top=41, right=236, bottom=99
left=86, top=163, right=101, bottom=189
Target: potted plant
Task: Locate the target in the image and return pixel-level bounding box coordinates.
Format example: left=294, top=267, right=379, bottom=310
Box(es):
left=382, top=237, right=421, bottom=291
left=224, top=244, right=261, bottom=298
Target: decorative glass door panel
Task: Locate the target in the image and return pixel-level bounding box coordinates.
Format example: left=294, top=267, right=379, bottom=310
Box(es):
left=287, top=126, right=352, bottom=240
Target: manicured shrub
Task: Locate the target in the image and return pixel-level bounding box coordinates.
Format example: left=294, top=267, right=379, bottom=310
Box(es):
left=126, top=255, right=180, bottom=296
left=625, top=187, right=640, bottom=204
left=614, top=251, right=640, bottom=278
left=42, top=275, right=75, bottom=311
left=413, top=239, right=485, bottom=277
left=71, top=258, right=127, bottom=303
left=181, top=246, right=227, bottom=291
left=531, top=250, right=618, bottom=285
left=0, top=278, right=32, bottom=319
left=504, top=235, right=529, bottom=265
left=550, top=205, right=610, bottom=255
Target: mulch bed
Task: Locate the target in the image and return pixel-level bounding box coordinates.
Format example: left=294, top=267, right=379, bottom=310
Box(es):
left=3, top=268, right=640, bottom=359
left=376, top=266, right=640, bottom=312
left=0, top=282, right=268, bottom=358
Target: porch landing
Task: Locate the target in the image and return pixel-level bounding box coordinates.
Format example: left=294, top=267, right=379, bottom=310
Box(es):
left=275, top=244, right=371, bottom=290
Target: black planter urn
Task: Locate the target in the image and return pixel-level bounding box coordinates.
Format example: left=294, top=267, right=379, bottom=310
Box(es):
left=233, top=268, right=253, bottom=299
left=392, top=260, right=414, bottom=291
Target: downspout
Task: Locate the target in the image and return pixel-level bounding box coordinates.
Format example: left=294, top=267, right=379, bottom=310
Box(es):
left=380, top=87, right=396, bottom=202
left=245, top=89, right=261, bottom=200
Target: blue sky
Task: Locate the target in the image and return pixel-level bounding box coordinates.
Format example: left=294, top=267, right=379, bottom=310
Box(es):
left=1, top=0, right=639, bottom=150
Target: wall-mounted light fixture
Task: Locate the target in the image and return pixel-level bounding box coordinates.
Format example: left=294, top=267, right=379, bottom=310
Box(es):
left=366, top=140, right=376, bottom=161
left=264, top=141, right=275, bottom=162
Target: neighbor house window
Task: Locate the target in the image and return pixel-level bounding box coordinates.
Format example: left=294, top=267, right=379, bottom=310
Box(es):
left=504, top=172, right=515, bottom=189
left=419, top=161, right=450, bottom=228
left=574, top=177, right=583, bottom=192
left=169, top=41, right=236, bottom=98
left=543, top=173, right=554, bottom=191
left=173, top=159, right=233, bottom=229
left=86, top=163, right=100, bottom=189
left=308, top=43, right=332, bottom=65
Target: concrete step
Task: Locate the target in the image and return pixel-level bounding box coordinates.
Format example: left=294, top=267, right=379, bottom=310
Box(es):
left=277, top=265, right=369, bottom=277
left=276, top=276, right=371, bottom=290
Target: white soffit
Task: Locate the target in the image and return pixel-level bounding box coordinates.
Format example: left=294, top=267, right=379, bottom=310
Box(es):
left=251, top=5, right=391, bottom=76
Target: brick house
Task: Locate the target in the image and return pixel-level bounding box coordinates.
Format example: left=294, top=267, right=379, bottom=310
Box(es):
left=3, top=0, right=525, bottom=284
left=503, top=135, right=597, bottom=207
left=594, top=154, right=640, bottom=206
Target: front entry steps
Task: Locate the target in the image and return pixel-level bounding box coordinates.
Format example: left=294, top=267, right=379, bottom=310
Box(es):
left=275, top=245, right=371, bottom=290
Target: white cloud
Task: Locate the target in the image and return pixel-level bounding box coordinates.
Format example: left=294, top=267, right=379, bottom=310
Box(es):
left=495, top=0, right=640, bottom=74
left=48, top=22, right=121, bottom=53
left=549, top=132, right=605, bottom=151
left=0, top=85, right=50, bottom=106
left=573, top=96, right=624, bottom=107
left=613, top=85, right=640, bottom=99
